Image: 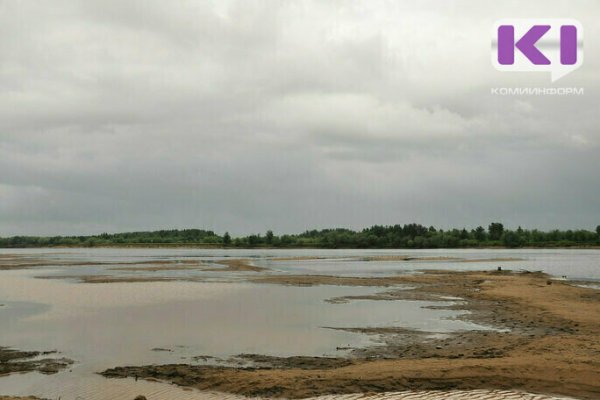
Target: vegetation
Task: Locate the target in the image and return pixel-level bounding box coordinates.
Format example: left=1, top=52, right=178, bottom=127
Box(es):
left=0, top=229, right=222, bottom=248
left=1, top=223, right=600, bottom=249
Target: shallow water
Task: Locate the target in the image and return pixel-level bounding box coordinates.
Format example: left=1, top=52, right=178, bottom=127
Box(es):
left=3, top=247, right=599, bottom=279
left=0, top=269, right=483, bottom=368
left=0, top=248, right=597, bottom=399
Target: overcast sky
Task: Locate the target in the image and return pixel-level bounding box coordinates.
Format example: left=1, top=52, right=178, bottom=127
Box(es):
left=1, top=1, right=599, bottom=236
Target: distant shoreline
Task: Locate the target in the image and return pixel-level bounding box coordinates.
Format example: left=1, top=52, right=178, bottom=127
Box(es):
left=3, top=224, right=599, bottom=249
left=1, top=244, right=600, bottom=250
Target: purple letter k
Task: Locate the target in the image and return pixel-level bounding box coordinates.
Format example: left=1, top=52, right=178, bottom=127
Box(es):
left=498, top=25, right=551, bottom=65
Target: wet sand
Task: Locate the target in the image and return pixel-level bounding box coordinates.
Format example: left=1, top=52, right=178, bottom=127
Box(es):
left=35, top=274, right=184, bottom=283
left=207, top=259, right=268, bottom=272
left=102, top=270, right=600, bottom=399
left=0, top=347, right=73, bottom=376
left=251, top=275, right=400, bottom=287
left=0, top=387, right=578, bottom=400
left=355, top=256, right=524, bottom=262
left=268, top=255, right=524, bottom=263
left=35, top=258, right=267, bottom=283
left=0, top=255, right=214, bottom=272
left=0, top=393, right=580, bottom=400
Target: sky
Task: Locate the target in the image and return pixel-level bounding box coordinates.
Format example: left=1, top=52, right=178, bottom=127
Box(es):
left=1, top=0, right=599, bottom=236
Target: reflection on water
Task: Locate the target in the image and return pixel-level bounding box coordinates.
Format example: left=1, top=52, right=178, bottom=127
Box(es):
left=2, top=247, right=599, bottom=279
left=0, top=300, right=50, bottom=324
left=0, top=248, right=598, bottom=399
left=1, top=270, right=483, bottom=370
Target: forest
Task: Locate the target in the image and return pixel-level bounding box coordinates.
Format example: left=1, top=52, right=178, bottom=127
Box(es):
left=1, top=223, right=599, bottom=248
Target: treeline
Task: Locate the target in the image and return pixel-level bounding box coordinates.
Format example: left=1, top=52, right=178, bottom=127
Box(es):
left=0, top=229, right=222, bottom=248
left=1, top=223, right=600, bottom=248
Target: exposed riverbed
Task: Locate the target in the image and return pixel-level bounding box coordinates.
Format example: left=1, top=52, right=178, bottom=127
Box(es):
left=1, top=248, right=599, bottom=399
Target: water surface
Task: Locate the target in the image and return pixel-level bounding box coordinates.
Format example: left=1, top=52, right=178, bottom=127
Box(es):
left=0, top=248, right=597, bottom=399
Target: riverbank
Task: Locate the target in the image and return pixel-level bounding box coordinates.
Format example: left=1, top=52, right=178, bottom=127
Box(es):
left=102, top=270, right=600, bottom=399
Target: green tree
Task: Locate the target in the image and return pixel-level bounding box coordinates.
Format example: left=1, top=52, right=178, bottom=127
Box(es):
left=596, top=225, right=600, bottom=237
left=474, top=226, right=486, bottom=241
left=502, top=231, right=524, bottom=248
left=247, top=234, right=260, bottom=247
left=280, top=235, right=292, bottom=246
left=488, top=222, right=504, bottom=241
left=223, top=232, right=231, bottom=246
left=265, top=230, right=274, bottom=245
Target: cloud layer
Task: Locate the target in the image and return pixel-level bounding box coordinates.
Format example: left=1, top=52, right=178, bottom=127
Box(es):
left=1, top=0, right=599, bottom=235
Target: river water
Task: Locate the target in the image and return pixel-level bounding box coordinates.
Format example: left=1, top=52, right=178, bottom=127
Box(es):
left=0, top=248, right=597, bottom=399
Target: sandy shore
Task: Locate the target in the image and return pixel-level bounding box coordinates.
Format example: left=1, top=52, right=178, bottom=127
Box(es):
left=102, top=270, right=600, bottom=399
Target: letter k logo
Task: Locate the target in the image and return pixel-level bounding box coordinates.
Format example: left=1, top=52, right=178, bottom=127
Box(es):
left=498, top=25, right=551, bottom=65
left=492, top=19, right=583, bottom=82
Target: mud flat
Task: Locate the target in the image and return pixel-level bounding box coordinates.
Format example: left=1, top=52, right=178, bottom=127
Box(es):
left=355, top=256, right=524, bottom=262
left=207, top=259, right=268, bottom=272
left=34, top=258, right=268, bottom=283
left=0, top=256, right=213, bottom=272
left=268, top=255, right=525, bottom=263
left=0, top=397, right=44, bottom=400
left=102, top=270, right=600, bottom=399
left=0, top=347, right=73, bottom=376
left=35, top=274, right=185, bottom=283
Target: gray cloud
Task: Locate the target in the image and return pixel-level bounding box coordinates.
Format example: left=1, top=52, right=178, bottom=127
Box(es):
left=1, top=0, right=599, bottom=236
